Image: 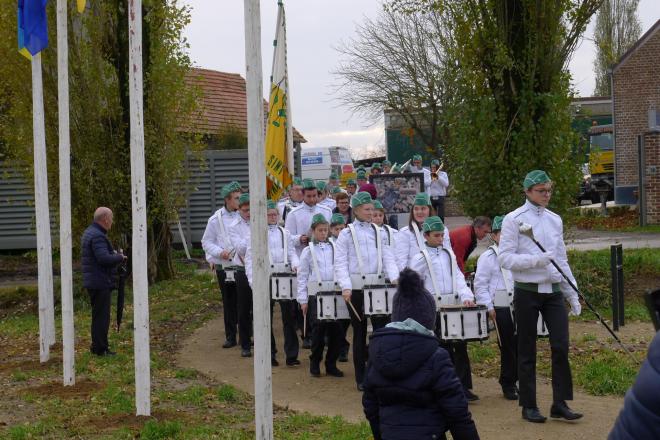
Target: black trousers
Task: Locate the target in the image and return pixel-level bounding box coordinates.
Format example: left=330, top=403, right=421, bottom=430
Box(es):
left=340, top=320, right=351, bottom=356
left=349, top=290, right=390, bottom=385
left=295, top=303, right=312, bottom=342
left=216, top=269, right=238, bottom=343
left=271, top=300, right=299, bottom=361
left=235, top=271, right=253, bottom=350
left=88, top=288, right=112, bottom=354
left=495, top=307, right=518, bottom=390
left=308, top=295, right=343, bottom=368
left=431, top=196, right=446, bottom=221
left=435, top=314, right=473, bottom=390
left=514, top=288, right=573, bottom=408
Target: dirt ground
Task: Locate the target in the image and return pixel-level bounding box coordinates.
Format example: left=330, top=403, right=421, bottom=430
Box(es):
left=177, top=312, right=654, bottom=439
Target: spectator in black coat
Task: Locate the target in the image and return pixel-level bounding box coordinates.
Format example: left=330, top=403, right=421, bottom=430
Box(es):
left=362, top=269, right=480, bottom=440
left=81, top=207, right=126, bottom=356
left=608, top=331, right=660, bottom=439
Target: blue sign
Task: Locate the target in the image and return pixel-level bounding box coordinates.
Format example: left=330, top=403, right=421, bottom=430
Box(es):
left=302, top=156, right=323, bottom=165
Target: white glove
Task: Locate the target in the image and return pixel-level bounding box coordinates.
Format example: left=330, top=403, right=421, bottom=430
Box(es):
left=569, top=299, right=581, bottom=316
left=534, top=251, right=554, bottom=268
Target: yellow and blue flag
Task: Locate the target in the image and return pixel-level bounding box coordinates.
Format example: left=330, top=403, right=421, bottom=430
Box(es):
left=17, top=0, right=49, bottom=59
left=265, top=1, right=294, bottom=201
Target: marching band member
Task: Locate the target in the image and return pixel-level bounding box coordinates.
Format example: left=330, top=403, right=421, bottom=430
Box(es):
left=297, top=214, right=345, bottom=378
left=356, top=169, right=368, bottom=188
left=345, top=178, right=358, bottom=197
left=278, top=177, right=304, bottom=223
left=429, top=159, right=449, bottom=221
left=396, top=193, right=451, bottom=271
left=410, top=154, right=431, bottom=192
left=372, top=200, right=397, bottom=248
left=370, top=162, right=382, bottom=175
left=499, top=170, right=582, bottom=423
left=333, top=192, right=353, bottom=224
left=410, top=216, right=479, bottom=402
left=317, top=181, right=336, bottom=211
left=285, top=178, right=332, bottom=256
left=473, top=215, right=518, bottom=401
left=381, top=159, right=392, bottom=174
left=228, top=192, right=253, bottom=358
left=328, top=172, right=340, bottom=193
left=245, top=200, right=300, bottom=367
left=335, top=192, right=400, bottom=391
left=330, top=211, right=349, bottom=361
left=201, top=181, right=242, bottom=349
left=329, top=213, right=346, bottom=242
left=449, top=217, right=492, bottom=275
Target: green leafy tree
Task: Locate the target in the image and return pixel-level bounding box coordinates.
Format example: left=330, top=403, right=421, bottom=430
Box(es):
left=0, top=0, right=202, bottom=282
left=593, top=0, right=642, bottom=96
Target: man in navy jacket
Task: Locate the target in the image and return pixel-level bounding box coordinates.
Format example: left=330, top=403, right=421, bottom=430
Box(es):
left=81, top=207, right=126, bottom=356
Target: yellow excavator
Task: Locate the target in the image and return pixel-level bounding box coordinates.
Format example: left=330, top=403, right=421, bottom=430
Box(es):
left=580, top=124, right=614, bottom=204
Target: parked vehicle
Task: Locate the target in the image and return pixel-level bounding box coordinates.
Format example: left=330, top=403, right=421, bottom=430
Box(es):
left=300, top=146, right=355, bottom=183
left=579, top=124, right=614, bottom=204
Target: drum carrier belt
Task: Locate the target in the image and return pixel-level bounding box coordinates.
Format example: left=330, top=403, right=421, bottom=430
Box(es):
left=347, top=223, right=382, bottom=282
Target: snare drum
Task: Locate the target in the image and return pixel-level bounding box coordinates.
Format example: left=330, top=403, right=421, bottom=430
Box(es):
left=316, top=292, right=350, bottom=321
left=350, top=273, right=385, bottom=290
left=434, top=293, right=460, bottom=310
left=362, top=284, right=396, bottom=316
left=270, top=273, right=297, bottom=301
left=493, top=289, right=513, bottom=308
left=438, top=305, right=488, bottom=342
left=222, top=265, right=240, bottom=283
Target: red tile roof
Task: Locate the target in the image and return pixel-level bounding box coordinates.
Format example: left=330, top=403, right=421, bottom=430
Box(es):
left=185, top=67, right=307, bottom=143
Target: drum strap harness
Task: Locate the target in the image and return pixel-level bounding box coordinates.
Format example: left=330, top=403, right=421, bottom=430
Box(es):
left=488, top=244, right=512, bottom=294
left=267, top=226, right=289, bottom=267
left=421, top=246, right=459, bottom=301
left=411, top=222, right=425, bottom=252
left=215, top=209, right=236, bottom=266
left=384, top=225, right=395, bottom=247
left=309, top=241, right=335, bottom=285
left=347, top=223, right=382, bottom=279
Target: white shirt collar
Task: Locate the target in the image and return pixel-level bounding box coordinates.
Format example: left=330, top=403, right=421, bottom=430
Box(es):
left=524, top=199, right=545, bottom=215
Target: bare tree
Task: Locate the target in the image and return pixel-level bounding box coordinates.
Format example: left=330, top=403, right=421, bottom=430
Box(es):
left=593, top=0, right=642, bottom=96
left=332, top=6, right=454, bottom=152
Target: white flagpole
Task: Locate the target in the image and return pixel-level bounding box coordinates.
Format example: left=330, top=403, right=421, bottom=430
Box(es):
left=128, top=0, right=151, bottom=416
left=31, top=52, right=55, bottom=363
left=243, top=0, right=273, bottom=438
left=57, top=0, right=75, bottom=386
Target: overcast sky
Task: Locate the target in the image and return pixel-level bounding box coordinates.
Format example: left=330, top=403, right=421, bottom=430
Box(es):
left=182, top=1, right=660, bottom=157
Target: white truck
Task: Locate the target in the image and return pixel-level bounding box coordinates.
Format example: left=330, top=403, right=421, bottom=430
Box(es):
left=300, top=146, right=355, bottom=183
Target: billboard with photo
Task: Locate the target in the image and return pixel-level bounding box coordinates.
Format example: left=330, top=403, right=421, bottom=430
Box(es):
left=369, top=173, right=424, bottom=214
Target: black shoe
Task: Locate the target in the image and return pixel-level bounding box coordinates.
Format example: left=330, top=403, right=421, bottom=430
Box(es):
left=522, top=407, right=547, bottom=423
left=104, top=349, right=117, bottom=356
left=302, top=338, right=312, bottom=349
left=310, top=363, right=321, bottom=377
left=241, top=349, right=252, bottom=358
left=356, top=383, right=365, bottom=392
left=286, top=359, right=301, bottom=367
left=326, top=367, right=344, bottom=377
left=338, top=353, right=348, bottom=363
left=271, top=358, right=279, bottom=367
left=550, top=401, right=583, bottom=420
left=503, top=388, right=519, bottom=401
left=222, top=340, right=237, bottom=349
left=464, top=389, right=479, bottom=402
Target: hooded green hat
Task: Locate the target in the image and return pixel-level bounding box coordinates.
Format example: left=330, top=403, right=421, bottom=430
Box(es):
left=422, top=216, right=445, bottom=233
left=346, top=178, right=357, bottom=186
left=316, top=181, right=327, bottom=192
left=356, top=170, right=367, bottom=180
left=412, top=154, right=422, bottom=162
left=329, top=172, right=339, bottom=180
left=221, top=181, right=241, bottom=199
left=351, top=191, right=373, bottom=208
left=492, top=215, right=504, bottom=232
left=302, top=178, right=316, bottom=190
left=413, top=192, right=431, bottom=207
left=523, top=170, right=551, bottom=190
left=311, top=213, right=328, bottom=227
left=371, top=162, right=381, bottom=170
left=382, top=160, right=391, bottom=166
left=330, top=213, right=345, bottom=225
left=266, top=200, right=277, bottom=210
left=373, top=200, right=384, bottom=210
left=431, top=159, right=440, bottom=166
left=292, top=176, right=302, bottom=186
left=331, top=186, right=342, bottom=194
left=238, top=192, right=250, bottom=206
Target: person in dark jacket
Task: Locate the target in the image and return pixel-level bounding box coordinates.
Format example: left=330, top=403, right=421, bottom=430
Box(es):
left=608, top=330, right=660, bottom=439
left=81, top=207, right=126, bottom=356
left=362, top=268, right=480, bottom=440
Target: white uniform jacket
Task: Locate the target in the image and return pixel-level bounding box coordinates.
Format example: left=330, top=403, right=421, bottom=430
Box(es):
left=296, top=241, right=334, bottom=305
left=379, top=224, right=398, bottom=248
left=474, top=244, right=513, bottom=311
left=429, top=171, right=449, bottom=197
left=284, top=202, right=332, bottom=254
left=318, top=197, right=336, bottom=211
left=334, top=220, right=400, bottom=291
left=395, top=224, right=452, bottom=271
left=498, top=200, right=578, bottom=304
left=201, top=207, right=239, bottom=267
left=228, top=216, right=250, bottom=268
left=246, top=225, right=299, bottom=286
left=278, top=198, right=302, bottom=223
left=410, top=165, right=432, bottom=192
left=410, top=244, right=473, bottom=302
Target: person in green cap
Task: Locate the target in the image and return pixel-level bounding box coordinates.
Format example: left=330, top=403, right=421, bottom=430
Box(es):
left=328, top=172, right=340, bottom=193
left=316, top=180, right=336, bottom=211
left=410, top=216, right=479, bottom=402
left=410, top=154, right=432, bottom=192
left=345, top=178, right=358, bottom=197
left=498, top=170, right=582, bottom=423
left=278, top=177, right=304, bottom=223
left=356, top=169, right=368, bottom=186
left=473, top=215, right=519, bottom=401
left=201, top=181, right=242, bottom=348
left=372, top=200, right=397, bottom=248
left=382, top=160, right=392, bottom=174
left=395, top=192, right=452, bottom=271
left=334, top=191, right=400, bottom=390
left=429, top=159, right=449, bottom=221
left=296, top=214, right=345, bottom=378
left=329, top=213, right=346, bottom=243
left=370, top=162, right=382, bottom=175
left=245, top=200, right=300, bottom=367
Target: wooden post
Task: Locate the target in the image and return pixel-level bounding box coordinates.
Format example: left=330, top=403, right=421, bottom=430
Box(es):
left=31, top=52, right=55, bottom=363
left=243, top=1, right=273, bottom=438
left=128, top=0, right=151, bottom=416
left=57, top=0, right=75, bottom=386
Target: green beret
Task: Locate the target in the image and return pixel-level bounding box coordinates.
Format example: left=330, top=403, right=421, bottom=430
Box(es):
left=311, top=213, right=328, bottom=227
left=413, top=192, right=431, bottom=207
left=329, top=172, right=339, bottom=180
left=492, top=215, right=504, bottom=232
left=346, top=179, right=357, bottom=186
left=422, top=216, right=445, bottom=232
left=330, top=213, right=345, bottom=225
left=356, top=170, right=367, bottom=180
left=238, top=192, right=250, bottom=206
left=331, top=186, right=342, bottom=194
left=351, top=191, right=373, bottom=208
left=373, top=200, right=384, bottom=210
left=266, top=200, right=277, bottom=210
left=316, top=181, right=327, bottom=192
left=431, top=159, right=440, bottom=166
left=382, top=160, right=391, bottom=166
left=292, top=177, right=302, bottom=186
left=412, top=154, right=422, bottom=162
left=302, top=178, right=316, bottom=190
left=523, top=170, right=551, bottom=190
left=371, top=162, right=381, bottom=170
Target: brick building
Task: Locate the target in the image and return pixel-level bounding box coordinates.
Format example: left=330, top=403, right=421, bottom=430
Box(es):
left=611, top=19, right=660, bottom=222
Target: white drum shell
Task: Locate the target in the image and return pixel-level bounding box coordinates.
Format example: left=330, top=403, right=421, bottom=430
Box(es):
left=270, top=273, right=297, bottom=301
left=350, top=273, right=386, bottom=290
left=363, top=284, right=395, bottom=316
left=307, top=280, right=339, bottom=296
left=222, top=265, right=240, bottom=284
left=438, top=306, right=488, bottom=342
left=316, top=293, right=350, bottom=321
left=434, top=293, right=460, bottom=310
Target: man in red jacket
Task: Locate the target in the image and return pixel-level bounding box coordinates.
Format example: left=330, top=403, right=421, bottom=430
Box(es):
left=449, top=217, right=492, bottom=275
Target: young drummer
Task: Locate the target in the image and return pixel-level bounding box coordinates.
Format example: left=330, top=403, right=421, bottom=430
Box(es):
left=285, top=178, right=333, bottom=256
left=329, top=213, right=346, bottom=242
left=297, top=214, right=345, bottom=378
left=278, top=177, right=304, bottom=224
left=330, top=212, right=349, bottom=361
left=473, top=215, right=518, bottom=401
left=372, top=200, right=397, bottom=248
left=245, top=200, right=300, bottom=367
left=317, top=181, right=336, bottom=211
left=410, top=216, right=479, bottom=402
left=335, top=192, right=400, bottom=390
